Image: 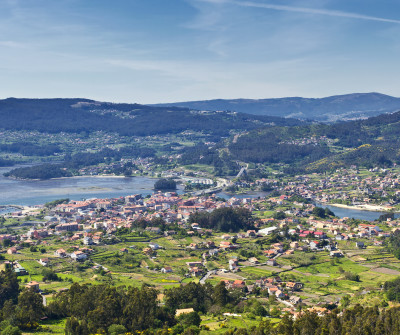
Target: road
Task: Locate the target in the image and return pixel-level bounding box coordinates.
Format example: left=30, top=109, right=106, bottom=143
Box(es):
left=42, top=294, right=47, bottom=306
left=199, top=270, right=216, bottom=284
left=277, top=298, right=294, bottom=308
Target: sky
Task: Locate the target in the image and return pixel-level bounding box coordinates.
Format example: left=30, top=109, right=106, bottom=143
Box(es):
left=1, top=0, right=400, bottom=103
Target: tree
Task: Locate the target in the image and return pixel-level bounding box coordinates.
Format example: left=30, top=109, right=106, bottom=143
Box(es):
left=122, top=286, right=159, bottom=331
left=341, top=295, right=350, bottom=308
left=1, top=325, right=22, bottom=335
left=213, top=282, right=230, bottom=306
left=164, top=282, right=213, bottom=313
left=273, top=211, right=286, bottom=220
left=177, top=311, right=201, bottom=327
left=15, top=289, right=44, bottom=328
left=254, top=304, right=268, bottom=317
left=188, top=207, right=255, bottom=233
left=65, top=317, right=89, bottom=335
left=108, top=324, right=127, bottom=335
left=379, top=212, right=395, bottom=222
left=275, top=314, right=294, bottom=335
left=182, top=326, right=200, bottom=335
left=42, top=269, right=60, bottom=282
left=312, top=207, right=335, bottom=219
left=154, top=178, right=177, bottom=190
left=294, top=311, right=321, bottom=335
left=312, top=207, right=326, bottom=218
left=0, top=269, right=19, bottom=309
left=1, top=299, right=16, bottom=322
left=384, top=277, right=400, bottom=302
left=2, top=239, right=13, bottom=247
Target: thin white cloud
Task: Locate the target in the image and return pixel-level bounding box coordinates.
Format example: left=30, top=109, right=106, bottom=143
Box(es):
left=0, top=40, right=26, bottom=48
left=197, top=0, right=400, bottom=24
left=105, top=56, right=308, bottom=84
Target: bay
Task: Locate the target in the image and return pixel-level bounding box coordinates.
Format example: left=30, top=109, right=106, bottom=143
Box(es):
left=0, top=166, right=183, bottom=206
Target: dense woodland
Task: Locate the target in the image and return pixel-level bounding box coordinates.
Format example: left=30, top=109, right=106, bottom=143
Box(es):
left=188, top=207, right=255, bottom=232
left=0, top=158, right=14, bottom=167
left=4, top=146, right=154, bottom=179
left=4, top=268, right=400, bottom=335
left=179, top=144, right=240, bottom=176
left=229, top=133, right=331, bottom=164
left=154, top=178, right=177, bottom=190
left=0, top=98, right=303, bottom=137
left=0, top=143, right=61, bottom=156
left=228, top=306, right=400, bottom=335
left=229, top=111, right=400, bottom=172
left=4, top=164, right=71, bottom=179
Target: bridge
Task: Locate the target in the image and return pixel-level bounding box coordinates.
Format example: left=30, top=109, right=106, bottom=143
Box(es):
left=192, top=186, right=223, bottom=196
left=235, top=166, right=247, bottom=179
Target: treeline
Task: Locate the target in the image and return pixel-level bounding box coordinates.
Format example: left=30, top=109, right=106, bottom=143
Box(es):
left=0, top=142, right=61, bottom=156
left=164, top=282, right=233, bottom=313
left=4, top=268, right=400, bottom=335
left=4, top=164, right=71, bottom=179
left=0, top=158, right=14, bottom=167
left=384, top=277, right=400, bottom=302
left=0, top=98, right=303, bottom=137
left=154, top=178, right=177, bottom=190
left=229, top=133, right=330, bottom=164
left=64, top=146, right=155, bottom=169
left=306, top=142, right=400, bottom=173
left=179, top=144, right=240, bottom=176
left=0, top=269, right=44, bottom=333
left=228, top=305, right=400, bottom=335
left=0, top=271, right=254, bottom=335
left=4, top=145, right=155, bottom=179
left=48, top=283, right=175, bottom=334
left=229, top=111, right=400, bottom=171
left=189, top=207, right=255, bottom=232
left=0, top=270, right=172, bottom=334
left=44, top=198, right=70, bottom=208
left=387, top=230, right=400, bottom=260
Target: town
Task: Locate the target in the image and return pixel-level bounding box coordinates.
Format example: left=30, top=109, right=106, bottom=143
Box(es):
left=2, top=175, right=400, bottom=333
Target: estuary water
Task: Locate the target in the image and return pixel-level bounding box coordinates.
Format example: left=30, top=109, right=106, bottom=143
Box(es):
left=316, top=203, right=400, bottom=221
left=0, top=164, right=392, bottom=221
left=0, top=165, right=179, bottom=207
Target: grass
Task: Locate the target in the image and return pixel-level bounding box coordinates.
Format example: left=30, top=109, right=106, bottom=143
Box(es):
left=240, top=267, right=275, bottom=278
left=23, top=318, right=66, bottom=335
left=201, top=315, right=263, bottom=333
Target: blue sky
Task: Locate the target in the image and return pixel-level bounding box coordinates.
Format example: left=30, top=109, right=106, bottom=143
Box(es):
left=1, top=0, right=400, bottom=103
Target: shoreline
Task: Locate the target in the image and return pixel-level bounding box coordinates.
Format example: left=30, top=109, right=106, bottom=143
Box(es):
left=5, top=174, right=141, bottom=181
left=324, top=202, right=397, bottom=213
left=0, top=204, right=39, bottom=215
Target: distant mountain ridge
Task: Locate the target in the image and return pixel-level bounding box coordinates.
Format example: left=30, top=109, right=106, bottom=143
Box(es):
left=153, top=92, right=400, bottom=122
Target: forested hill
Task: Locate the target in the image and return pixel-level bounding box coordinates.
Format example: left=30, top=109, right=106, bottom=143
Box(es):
left=154, top=92, right=400, bottom=122
left=228, top=110, right=400, bottom=172
left=0, top=98, right=304, bottom=137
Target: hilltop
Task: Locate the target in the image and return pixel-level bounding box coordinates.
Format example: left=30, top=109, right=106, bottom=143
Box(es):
left=226, top=111, right=400, bottom=173
left=0, top=98, right=304, bottom=137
